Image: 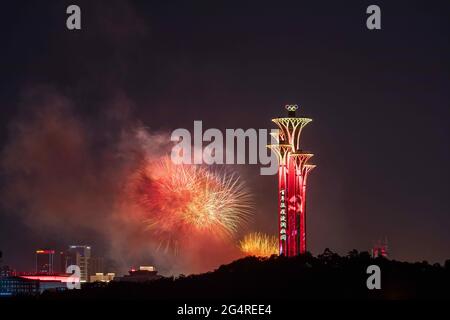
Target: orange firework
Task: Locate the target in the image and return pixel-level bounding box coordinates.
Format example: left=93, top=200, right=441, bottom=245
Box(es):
left=129, top=157, right=253, bottom=252
left=239, top=232, right=278, bottom=257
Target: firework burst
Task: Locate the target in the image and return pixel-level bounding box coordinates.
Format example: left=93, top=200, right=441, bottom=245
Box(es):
left=239, top=232, right=278, bottom=257
left=129, top=157, right=253, bottom=253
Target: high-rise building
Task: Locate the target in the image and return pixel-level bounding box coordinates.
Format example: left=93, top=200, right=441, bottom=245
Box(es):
left=67, top=245, right=91, bottom=282
left=88, top=256, right=104, bottom=278
left=0, top=251, right=14, bottom=277
left=268, top=105, right=316, bottom=256
left=35, top=250, right=55, bottom=274
left=0, top=265, right=14, bottom=277
left=53, top=251, right=68, bottom=273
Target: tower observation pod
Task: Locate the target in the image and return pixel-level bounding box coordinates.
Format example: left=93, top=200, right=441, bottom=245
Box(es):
left=267, top=105, right=316, bottom=256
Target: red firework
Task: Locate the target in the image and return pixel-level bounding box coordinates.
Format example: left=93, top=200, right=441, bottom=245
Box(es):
left=128, top=157, right=252, bottom=253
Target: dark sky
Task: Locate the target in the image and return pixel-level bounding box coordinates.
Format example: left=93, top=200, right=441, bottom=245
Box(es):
left=0, top=0, right=448, bottom=272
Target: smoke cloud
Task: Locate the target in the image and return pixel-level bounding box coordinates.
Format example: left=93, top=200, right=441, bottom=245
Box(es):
left=1, top=87, right=244, bottom=275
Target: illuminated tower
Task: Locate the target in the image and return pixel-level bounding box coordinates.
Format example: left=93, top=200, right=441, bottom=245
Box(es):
left=372, top=238, right=389, bottom=258
left=268, top=105, right=316, bottom=256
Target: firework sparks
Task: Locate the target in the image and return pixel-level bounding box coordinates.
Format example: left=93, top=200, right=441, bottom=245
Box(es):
left=239, top=232, right=278, bottom=257
left=129, top=157, right=253, bottom=253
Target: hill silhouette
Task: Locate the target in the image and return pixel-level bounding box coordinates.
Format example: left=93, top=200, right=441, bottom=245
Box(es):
left=42, top=249, right=450, bottom=300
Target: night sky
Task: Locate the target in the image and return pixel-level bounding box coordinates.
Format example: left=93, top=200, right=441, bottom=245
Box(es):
left=0, top=0, right=448, bottom=273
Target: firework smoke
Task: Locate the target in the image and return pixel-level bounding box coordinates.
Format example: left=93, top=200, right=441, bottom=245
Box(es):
left=1, top=88, right=254, bottom=275
left=239, top=232, right=278, bottom=257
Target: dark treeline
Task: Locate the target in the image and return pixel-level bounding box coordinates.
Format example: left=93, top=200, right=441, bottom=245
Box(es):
left=42, top=249, right=450, bottom=300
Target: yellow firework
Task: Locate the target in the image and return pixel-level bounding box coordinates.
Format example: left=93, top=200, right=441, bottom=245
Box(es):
left=239, top=232, right=278, bottom=257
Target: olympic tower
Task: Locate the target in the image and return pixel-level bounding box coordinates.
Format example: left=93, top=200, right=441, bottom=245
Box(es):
left=268, top=105, right=316, bottom=256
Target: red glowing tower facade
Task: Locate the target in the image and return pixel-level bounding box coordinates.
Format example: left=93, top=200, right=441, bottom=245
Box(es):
left=268, top=105, right=316, bottom=256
